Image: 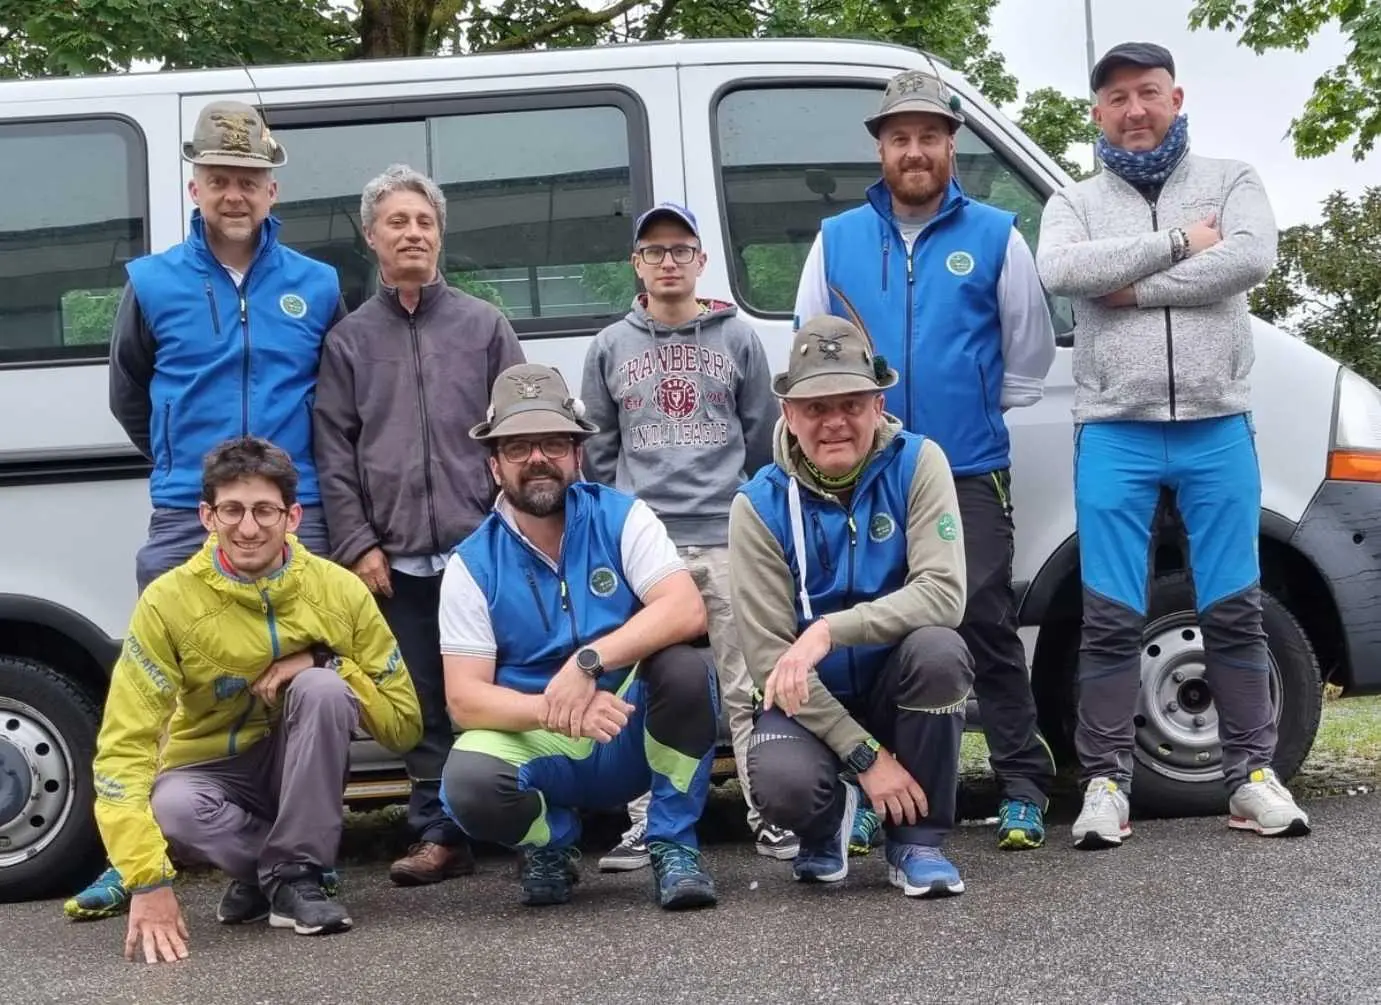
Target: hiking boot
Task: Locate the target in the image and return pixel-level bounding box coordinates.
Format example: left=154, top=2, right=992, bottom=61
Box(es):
left=997, top=798, right=1046, bottom=850
left=268, top=864, right=353, bottom=935
left=63, top=865, right=129, bottom=922
left=793, top=781, right=856, bottom=883
left=753, top=823, right=799, bottom=860
left=389, top=840, right=476, bottom=886
left=216, top=879, right=269, bottom=925
left=520, top=846, right=581, bottom=907
left=1228, top=767, right=1311, bottom=837
left=648, top=840, right=717, bottom=910
left=1072, top=777, right=1131, bottom=850
left=598, top=819, right=650, bottom=872
left=848, top=793, right=883, bottom=857
left=885, top=842, right=965, bottom=898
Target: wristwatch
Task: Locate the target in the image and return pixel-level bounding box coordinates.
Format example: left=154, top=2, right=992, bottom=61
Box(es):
left=844, top=737, right=881, bottom=774
left=575, top=646, right=605, bottom=680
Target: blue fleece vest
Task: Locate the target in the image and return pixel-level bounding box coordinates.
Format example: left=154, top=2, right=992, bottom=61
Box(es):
left=818, top=179, right=1014, bottom=477
left=738, top=431, right=925, bottom=704
left=457, top=483, right=643, bottom=695
left=125, top=212, right=341, bottom=509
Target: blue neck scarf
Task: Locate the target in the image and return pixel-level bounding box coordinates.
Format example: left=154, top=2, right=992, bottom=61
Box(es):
left=1097, top=114, right=1190, bottom=188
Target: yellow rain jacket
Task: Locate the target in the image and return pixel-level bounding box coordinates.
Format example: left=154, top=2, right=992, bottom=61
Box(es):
left=92, top=534, right=423, bottom=892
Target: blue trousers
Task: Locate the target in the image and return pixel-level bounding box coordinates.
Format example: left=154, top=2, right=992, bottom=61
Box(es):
left=1073, top=414, right=1276, bottom=793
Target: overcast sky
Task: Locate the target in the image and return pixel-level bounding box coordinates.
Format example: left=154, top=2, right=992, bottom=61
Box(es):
left=988, top=0, right=1376, bottom=227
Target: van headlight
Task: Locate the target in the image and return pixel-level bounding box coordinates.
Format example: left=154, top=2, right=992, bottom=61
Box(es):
left=1327, top=366, right=1381, bottom=482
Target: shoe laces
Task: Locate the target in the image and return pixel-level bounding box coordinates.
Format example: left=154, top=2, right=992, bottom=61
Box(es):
left=1246, top=769, right=1291, bottom=801
left=851, top=806, right=882, bottom=842
left=648, top=840, right=701, bottom=875
left=526, top=846, right=576, bottom=880
left=1000, top=799, right=1040, bottom=827
left=623, top=818, right=648, bottom=847
left=893, top=844, right=945, bottom=867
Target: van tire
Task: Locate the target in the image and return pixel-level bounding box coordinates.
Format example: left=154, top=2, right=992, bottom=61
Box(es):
left=0, top=656, right=105, bottom=902
left=1033, top=573, right=1323, bottom=818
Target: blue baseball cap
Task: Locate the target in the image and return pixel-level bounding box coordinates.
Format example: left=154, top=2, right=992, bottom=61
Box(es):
left=633, top=202, right=699, bottom=241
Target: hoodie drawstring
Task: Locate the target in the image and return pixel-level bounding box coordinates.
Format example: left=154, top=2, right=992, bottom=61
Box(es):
left=787, top=476, right=813, bottom=620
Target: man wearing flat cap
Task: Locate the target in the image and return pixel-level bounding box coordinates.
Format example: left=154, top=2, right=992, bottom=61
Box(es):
left=728, top=316, right=975, bottom=899
left=793, top=66, right=1058, bottom=854
left=436, top=363, right=720, bottom=912
left=1036, top=42, right=1307, bottom=849
left=77, top=103, right=347, bottom=920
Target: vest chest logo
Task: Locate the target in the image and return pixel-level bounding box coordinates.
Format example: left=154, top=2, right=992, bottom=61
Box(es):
left=945, top=251, right=975, bottom=277
left=213, top=674, right=248, bottom=701
left=868, top=512, right=897, bottom=543
left=937, top=512, right=959, bottom=542
left=279, top=293, right=307, bottom=318
left=590, top=566, right=618, bottom=597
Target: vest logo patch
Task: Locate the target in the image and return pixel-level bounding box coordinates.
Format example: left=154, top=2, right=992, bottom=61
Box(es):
left=590, top=566, right=618, bottom=597
left=654, top=376, right=700, bottom=420
left=868, top=512, right=896, bottom=542
left=213, top=674, right=248, bottom=701
left=945, top=251, right=975, bottom=276
left=937, top=512, right=959, bottom=542
left=279, top=293, right=307, bottom=318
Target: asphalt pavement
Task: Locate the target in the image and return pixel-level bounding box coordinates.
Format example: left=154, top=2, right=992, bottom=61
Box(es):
left=5, top=791, right=1380, bottom=1005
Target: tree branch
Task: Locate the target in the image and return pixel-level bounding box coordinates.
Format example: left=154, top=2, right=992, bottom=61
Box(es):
left=642, top=0, right=681, bottom=40
left=488, top=0, right=645, bottom=50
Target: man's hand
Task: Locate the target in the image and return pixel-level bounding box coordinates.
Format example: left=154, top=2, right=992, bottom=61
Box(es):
left=580, top=690, right=636, bottom=743
left=1186, top=212, right=1221, bottom=256
left=542, top=659, right=597, bottom=738
left=857, top=748, right=929, bottom=826
left=1097, top=285, right=1138, bottom=308
left=764, top=620, right=831, bottom=717
left=251, top=650, right=317, bottom=706
left=124, top=886, right=189, bottom=964
left=352, top=547, right=392, bottom=597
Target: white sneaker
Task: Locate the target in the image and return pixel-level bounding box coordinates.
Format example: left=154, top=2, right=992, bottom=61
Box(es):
left=1072, top=777, right=1131, bottom=850
left=1228, top=768, right=1311, bottom=837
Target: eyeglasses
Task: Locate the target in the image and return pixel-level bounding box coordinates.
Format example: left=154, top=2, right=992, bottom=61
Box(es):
left=209, top=501, right=290, bottom=527
left=499, top=436, right=574, bottom=464
left=634, top=244, right=699, bottom=266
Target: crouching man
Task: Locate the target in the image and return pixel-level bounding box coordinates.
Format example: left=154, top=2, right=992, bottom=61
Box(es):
left=728, top=317, right=975, bottom=898
left=92, top=436, right=423, bottom=963
left=438, top=363, right=719, bottom=911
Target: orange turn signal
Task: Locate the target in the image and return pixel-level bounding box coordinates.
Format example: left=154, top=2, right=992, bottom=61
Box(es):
left=1327, top=450, right=1381, bottom=482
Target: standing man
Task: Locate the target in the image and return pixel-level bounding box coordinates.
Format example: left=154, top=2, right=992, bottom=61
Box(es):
left=729, top=316, right=974, bottom=897
left=78, top=100, right=345, bottom=922
left=1036, top=42, right=1310, bottom=847
left=579, top=203, right=797, bottom=869
left=313, top=164, right=525, bottom=886
left=438, top=363, right=720, bottom=911
left=793, top=68, right=1058, bottom=850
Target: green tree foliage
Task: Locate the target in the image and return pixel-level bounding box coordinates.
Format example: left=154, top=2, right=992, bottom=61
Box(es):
left=1188, top=0, right=1381, bottom=161
left=1250, top=187, right=1381, bottom=381
left=1016, top=86, right=1100, bottom=179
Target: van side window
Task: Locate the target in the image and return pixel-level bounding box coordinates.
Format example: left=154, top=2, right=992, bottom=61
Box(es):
left=0, top=118, right=148, bottom=364
left=271, top=96, right=645, bottom=336
left=714, top=83, right=1072, bottom=334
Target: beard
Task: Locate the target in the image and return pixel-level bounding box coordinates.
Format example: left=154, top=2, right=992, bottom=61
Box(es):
left=883, top=156, right=950, bottom=209
left=506, top=461, right=571, bottom=517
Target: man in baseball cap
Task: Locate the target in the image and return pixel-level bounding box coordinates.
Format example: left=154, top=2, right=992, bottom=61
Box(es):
left=727, top=314, right=976, bottom=898
left=437, top=363, right=722, bottom=912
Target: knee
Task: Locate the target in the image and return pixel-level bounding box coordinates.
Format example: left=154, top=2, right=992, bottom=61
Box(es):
left=642, top=645, right=718, bottom=720
left=1200, top=588, right=1267, bottom=655
left=440, top=749, right=519, bottom=844
left=895, top=626, right=974, bottom=708
left=1080, top=588, right=1144, bottom=658
left=286, top=667, right=356, bottom=719
left=150, top=778, right=215, bottom=846
left=746, top=734, right=833, bottom=832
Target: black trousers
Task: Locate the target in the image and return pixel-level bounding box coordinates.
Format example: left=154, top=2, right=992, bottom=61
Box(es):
left=954, top=469, right=1056, bottom=806
left=376, top=570, right=467, bottom=847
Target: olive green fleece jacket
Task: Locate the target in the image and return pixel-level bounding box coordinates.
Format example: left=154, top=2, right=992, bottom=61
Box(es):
left=726, top=415, right=967, bottom=758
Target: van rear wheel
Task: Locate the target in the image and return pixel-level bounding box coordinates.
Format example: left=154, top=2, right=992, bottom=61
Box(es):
left=1033, top=573, right=1324, bottom=817
left=0, top=656, right=105, bottom=902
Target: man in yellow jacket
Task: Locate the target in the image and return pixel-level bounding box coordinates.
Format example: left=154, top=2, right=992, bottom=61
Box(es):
left=92, top=435, right=422, bottom=964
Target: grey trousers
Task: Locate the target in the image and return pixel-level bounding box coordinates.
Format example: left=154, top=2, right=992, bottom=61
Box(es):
left=135, top=504, right=330, bottom=594
left=150, top=668, right=359, bottom=888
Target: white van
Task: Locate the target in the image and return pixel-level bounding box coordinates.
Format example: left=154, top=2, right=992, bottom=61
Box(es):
left=2, top=37, right=1378, bottom=902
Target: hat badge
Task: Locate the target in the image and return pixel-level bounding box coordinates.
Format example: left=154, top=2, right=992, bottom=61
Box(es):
left=814, top=335, right=843, bottom=361
left=509, top=373, right=547, bottom=399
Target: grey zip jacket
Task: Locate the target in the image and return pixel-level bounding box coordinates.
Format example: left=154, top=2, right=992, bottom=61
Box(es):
left=313, top=278, right=524, bottom=567
left=1035, top=152, right=1277, bottom=423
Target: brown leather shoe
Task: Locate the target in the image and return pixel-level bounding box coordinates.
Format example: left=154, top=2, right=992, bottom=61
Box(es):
left=389, top=841, right=476, bottom=886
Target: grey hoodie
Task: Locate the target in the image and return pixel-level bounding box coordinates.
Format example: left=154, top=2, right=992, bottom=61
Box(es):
left=580, top=295, right=776, bottom=547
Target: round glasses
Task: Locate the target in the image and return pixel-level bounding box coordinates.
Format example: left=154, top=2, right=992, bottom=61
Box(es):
left=499, top=436, right=574, bottom=464
left=635, top=244, right=699, bottom=265
left=209, top=501, right=289, bottom=527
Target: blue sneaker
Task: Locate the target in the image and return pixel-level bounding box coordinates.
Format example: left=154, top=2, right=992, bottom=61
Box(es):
left=64, top=865, right=129, bottom=921
left=885, top=842, right=964, bottom=898
left=849, top=792, right=883, bottom=857
left=793, top=781, right=857, bottom=883
left=519, top=846, right=581, bottom=907
left=997, top=798, right=1046, bottom=850
left=648, top=840, right=717, bottom=910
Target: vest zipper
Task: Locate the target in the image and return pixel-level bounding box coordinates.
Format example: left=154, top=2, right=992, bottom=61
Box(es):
left=881, top=236, right=889, bottom=292
left=204, top=282, right=221, bottom=337
left=904, top=252, right=916, bottom=429
left=239, top=292, right=251, bottom=437
left=1148, top=199, right=1177, bottom=418
left=524, top=567, right=552, bottom=633
left=560, top=578, right=580, bottom=649
left=845, top=511, right=859, bottom=698
left=408, top=312, right=442, bottom=554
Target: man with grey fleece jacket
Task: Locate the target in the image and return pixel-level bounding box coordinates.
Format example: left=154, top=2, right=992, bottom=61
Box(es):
left=579, top=202, right=792, bottom=867
left=1036, top=42, right=1310, bottom=849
